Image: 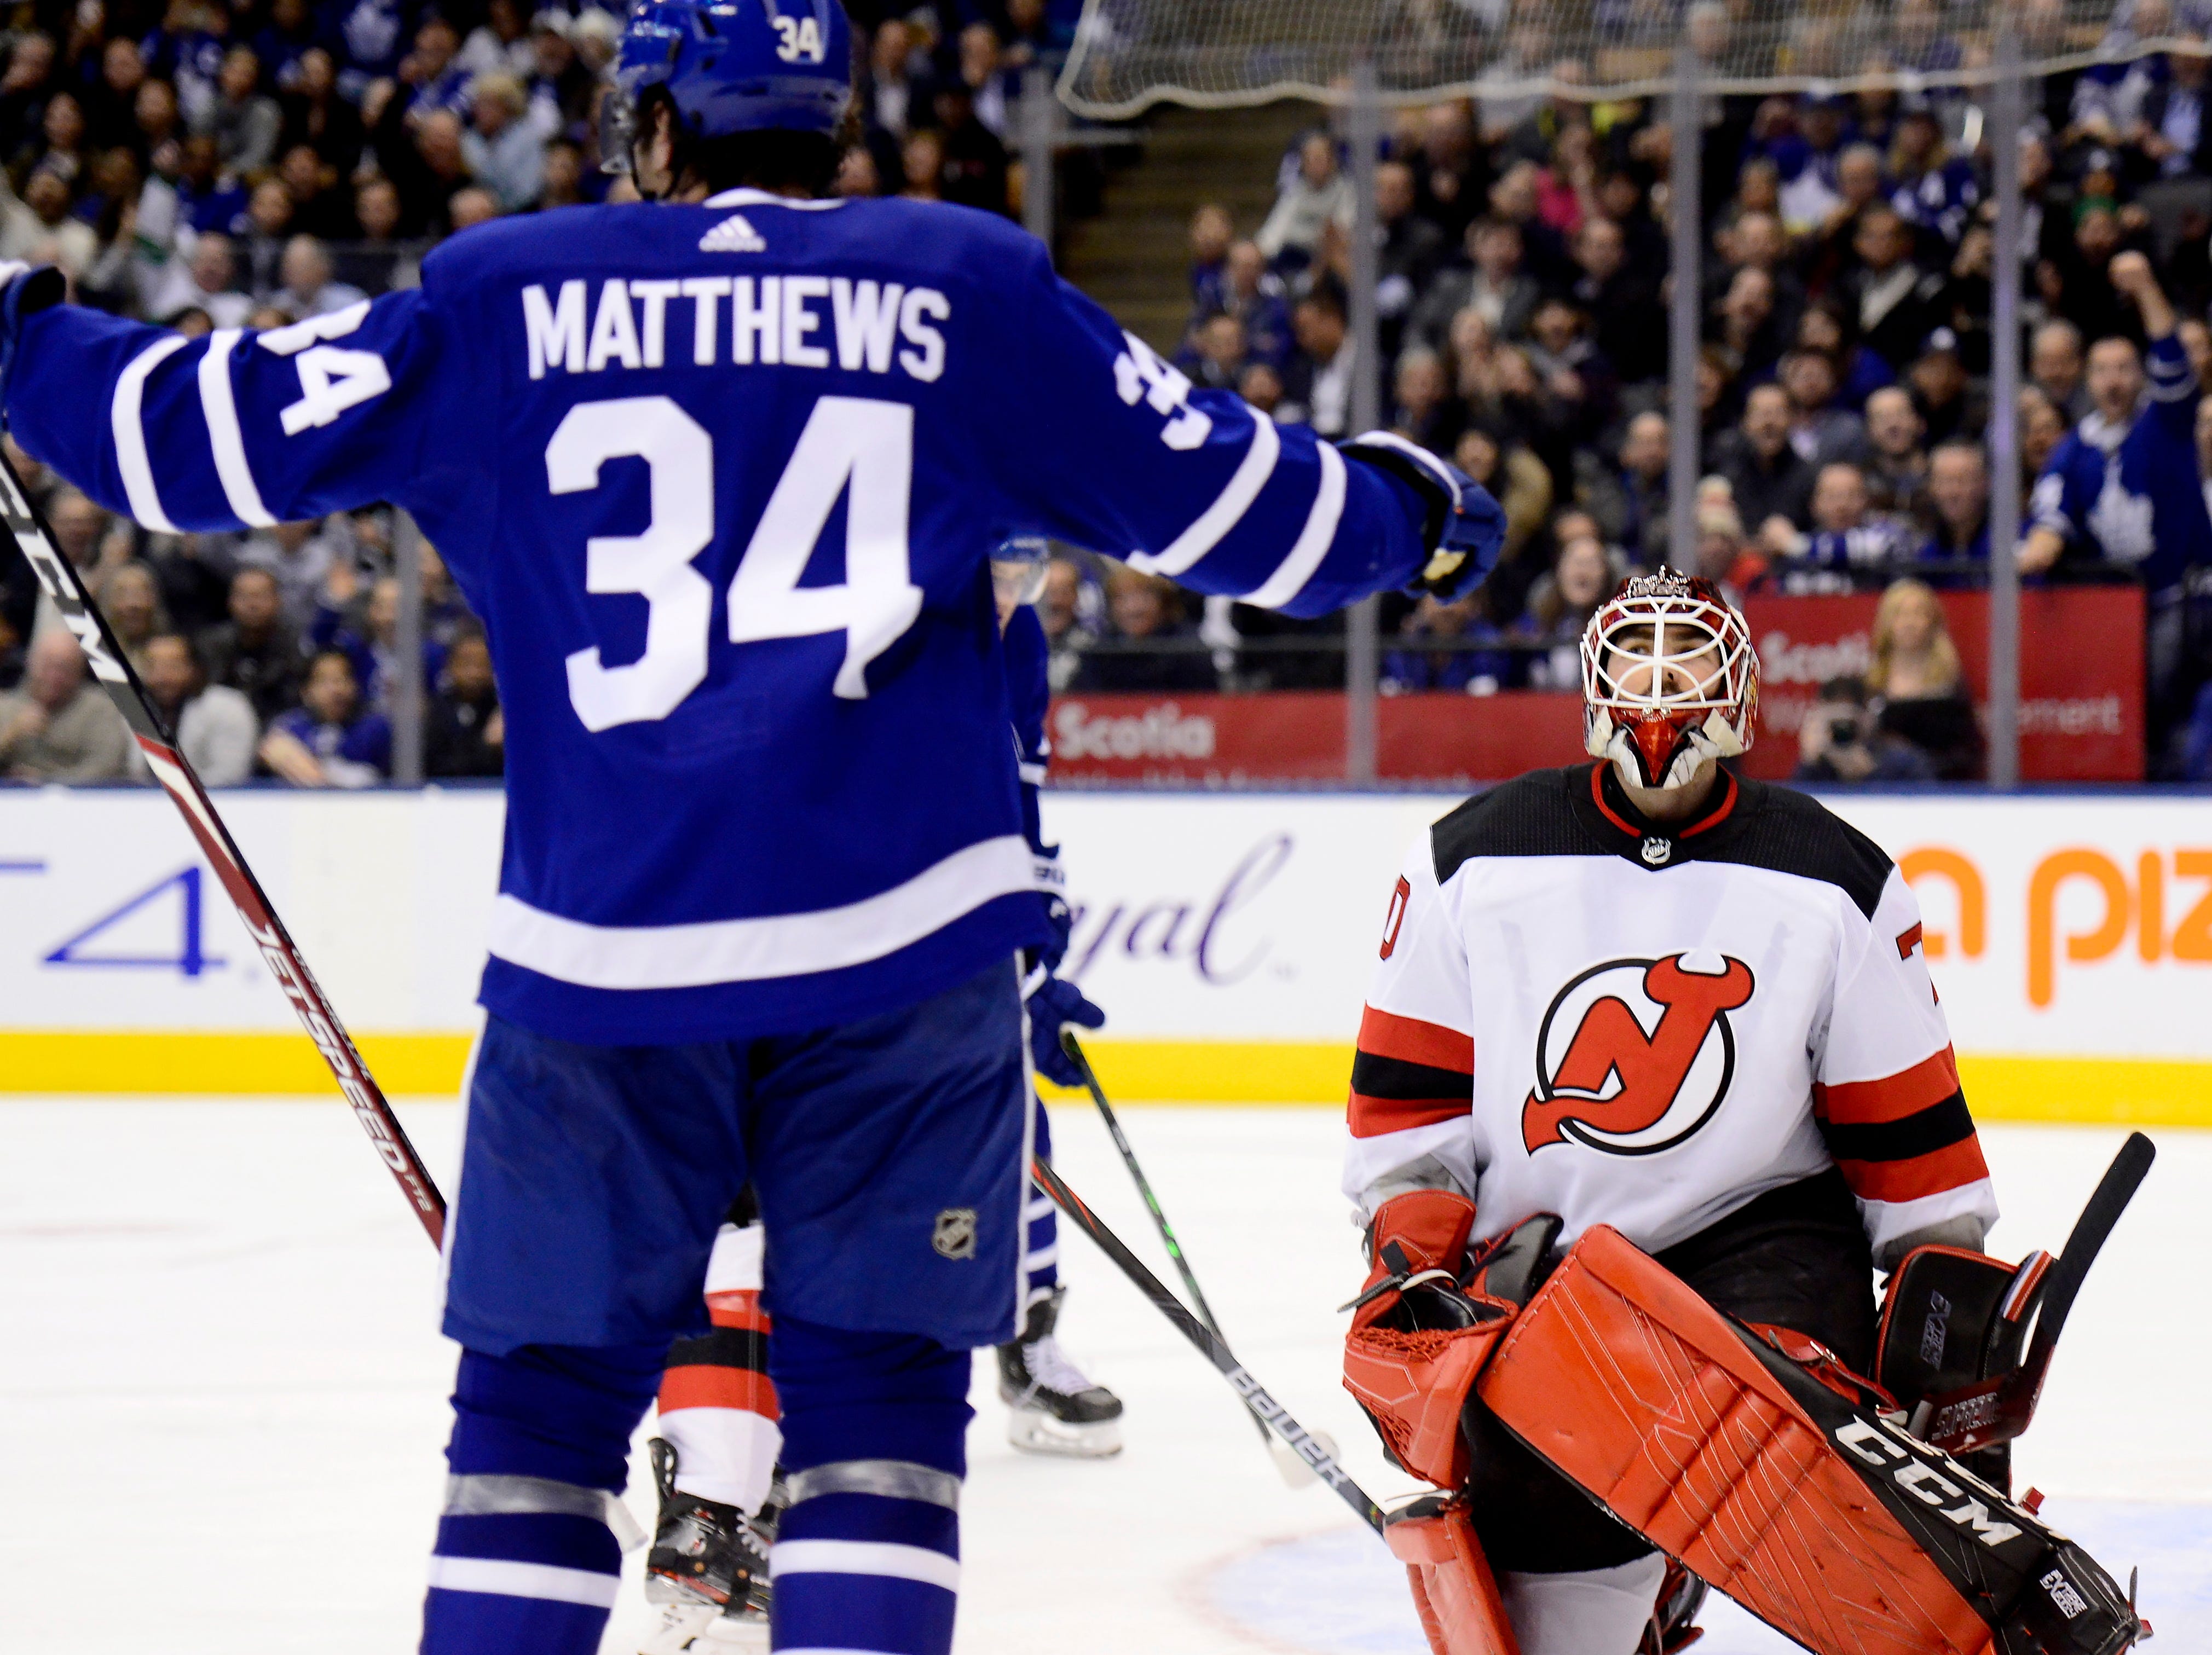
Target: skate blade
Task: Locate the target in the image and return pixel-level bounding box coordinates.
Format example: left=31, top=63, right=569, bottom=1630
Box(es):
left=1007, top=1407, right=1124, bottom=1459
left=1272, top=1428, right=1342, bottom=1489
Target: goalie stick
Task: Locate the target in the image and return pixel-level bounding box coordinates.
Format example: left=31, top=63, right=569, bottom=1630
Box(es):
left=1058, top=1029, right=1325, bottom=1483
left=1030, top=1151, right=1386, bottom=1536
left=0, top=452, right=447, bottom=1245
left=1914, top=1131, right=2155, bottom=1456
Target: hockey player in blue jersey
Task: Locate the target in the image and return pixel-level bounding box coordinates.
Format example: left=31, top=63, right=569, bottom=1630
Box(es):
left=0, top=0, right=1505, bottom=1648
left=636, top=551, right=1119, bottom=1654
left=2021, top=250, right=2212, bottom=769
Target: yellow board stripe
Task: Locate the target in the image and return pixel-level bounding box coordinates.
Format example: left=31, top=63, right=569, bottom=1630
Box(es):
left=0, top=1033, right=2206, bottom=1125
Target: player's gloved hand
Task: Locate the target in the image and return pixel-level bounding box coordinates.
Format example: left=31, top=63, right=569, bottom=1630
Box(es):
left=0, top=263, right=66, bottom=409
left=1032, top=853, right=1073, bottom=975
left=1345, top=1189, right=1481, bottom=1333
left=1023, top=969, right=1104, bottom=1088
left=1338, top=432, right=1508, bottom=604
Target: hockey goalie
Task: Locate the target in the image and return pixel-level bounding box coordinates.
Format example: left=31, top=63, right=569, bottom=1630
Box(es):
left=1340, top=571, right=2145, bottom=1655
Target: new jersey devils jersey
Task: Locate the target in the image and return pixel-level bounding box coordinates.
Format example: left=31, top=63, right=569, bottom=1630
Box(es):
left=1343, top=763, right=1996, bottom=1268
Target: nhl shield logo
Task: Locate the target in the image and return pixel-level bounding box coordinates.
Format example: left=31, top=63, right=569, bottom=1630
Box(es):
left=1522, top=952, right=1755, bottom=1155
left=932, top=1208, right=978, bottom=1260
left=1640, top=835, right=1672, bottom=866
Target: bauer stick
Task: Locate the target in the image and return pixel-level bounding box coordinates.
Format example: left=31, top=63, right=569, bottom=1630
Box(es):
left=0, top=453, right=447, bottom=1244
left=1031, top=1152, right=1386, bottom=1538
left=1059, top=1029, right=1335, bottom=1486
left=1916, top=1130, right=2154, bottom=1456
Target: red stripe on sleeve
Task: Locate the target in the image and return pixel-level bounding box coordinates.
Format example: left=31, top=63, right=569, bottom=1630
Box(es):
left=1356, top=1004, right=1474, bottom=1074
left=1835, top=1135, right=1991, bottom=1204
left=1816, top=1047, right=1962, bottom=1126
left=658, top=1365, right=781, bottom=1421
left=1348, top=1092, right=1473, bottom=1139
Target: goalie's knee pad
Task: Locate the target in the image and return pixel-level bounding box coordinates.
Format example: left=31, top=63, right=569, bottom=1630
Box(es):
left=1478, top=1226, right=2144, bottom=1655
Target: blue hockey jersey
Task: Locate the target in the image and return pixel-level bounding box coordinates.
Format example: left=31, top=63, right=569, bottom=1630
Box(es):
left=6, top=190, right=1433, bottom=1042
left=2029, top=334, right=2212, bottom=603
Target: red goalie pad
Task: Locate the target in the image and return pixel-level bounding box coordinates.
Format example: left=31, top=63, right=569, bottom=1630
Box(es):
left=1383, top=1496, right=1523, bottom=1655
left=1477, top=1226, right=2141, bottom=1655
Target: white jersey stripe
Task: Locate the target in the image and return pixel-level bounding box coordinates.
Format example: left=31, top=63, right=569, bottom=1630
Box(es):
left=198, top=331, right=277, bottom=528
left=770, top=1538, right=961, bottom=1591
left=1241, top=440, right=1345, bottom=610
left=111, top=335, right=190, bottom=534
left=487, top=834, right=1035, bottom=990
left=1128, top=412, right=1280, bottom=578
left=424, top=1556, right=620, bottom=1607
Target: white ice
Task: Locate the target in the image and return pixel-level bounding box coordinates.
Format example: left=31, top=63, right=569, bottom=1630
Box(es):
left=2, top=1103, right=2205, bottom=1654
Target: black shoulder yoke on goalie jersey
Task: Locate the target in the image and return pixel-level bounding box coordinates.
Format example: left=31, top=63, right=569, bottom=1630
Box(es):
left=1430, top=762, right=1892, bottom=918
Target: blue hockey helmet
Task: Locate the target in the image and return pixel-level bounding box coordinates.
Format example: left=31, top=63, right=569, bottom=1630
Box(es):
left=608, top=0, right=852, bottom=166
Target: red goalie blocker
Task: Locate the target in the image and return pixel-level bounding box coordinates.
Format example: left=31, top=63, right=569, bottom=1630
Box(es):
left=1477, top=1226, right=2143, bottom=1655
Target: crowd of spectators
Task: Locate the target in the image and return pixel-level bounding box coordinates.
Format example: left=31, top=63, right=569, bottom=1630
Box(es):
left=1042, top=10, right=2212, bottom=780
left=0, top=0, right=1081, bottom=785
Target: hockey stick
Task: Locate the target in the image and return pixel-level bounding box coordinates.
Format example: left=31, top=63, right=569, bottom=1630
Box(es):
left=1058, top=1030, right=1331, bottom=1485
left=0, top=453, right=447, bottom=1245
left=1916, top=1131, right=2154, bottom=1455
left=1031, top=1152, right=1387, bottom=1538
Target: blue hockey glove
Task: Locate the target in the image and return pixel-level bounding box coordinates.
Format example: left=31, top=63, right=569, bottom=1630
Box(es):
left=1339, top=432, right=1508, bottom=604
left=1025, top=971, right=1105, bottom=1089
left=0, top=263, right=65, bottom=414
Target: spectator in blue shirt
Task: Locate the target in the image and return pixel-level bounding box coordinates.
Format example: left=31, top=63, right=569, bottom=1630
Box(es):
left=259, top=649, right=392, bottom=789
left=1918, top=439, right=1991, bottom=585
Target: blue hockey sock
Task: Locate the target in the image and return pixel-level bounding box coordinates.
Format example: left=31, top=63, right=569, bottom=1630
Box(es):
left=1024, top=1098, right=1058, bottom=1309
left=767, top=1314, right=974, bottom=1655
left=420, top=1341, right=663, bottom=1655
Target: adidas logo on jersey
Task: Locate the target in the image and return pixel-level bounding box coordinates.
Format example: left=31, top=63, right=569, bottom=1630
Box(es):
left=700, top=214, right=766, bottom=253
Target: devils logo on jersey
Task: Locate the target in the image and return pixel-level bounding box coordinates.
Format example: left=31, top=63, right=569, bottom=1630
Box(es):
left=1523, top=953, right=1756, bottom=1155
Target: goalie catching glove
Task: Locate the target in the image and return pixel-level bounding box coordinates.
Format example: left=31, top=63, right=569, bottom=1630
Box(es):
left=1339, top=1191, right=1557, bottom=1490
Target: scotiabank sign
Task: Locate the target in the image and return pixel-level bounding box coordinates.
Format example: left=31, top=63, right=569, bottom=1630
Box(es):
left=1740, top=588, right=2142, bottom=782
left=1049, top=589, right=2145, bottom=784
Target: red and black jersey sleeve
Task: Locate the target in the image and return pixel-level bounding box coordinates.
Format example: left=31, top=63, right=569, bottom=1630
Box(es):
left=1816, top=865, right=1997, bottom=1262
left=1342, top=840, right=1478, bottom=1215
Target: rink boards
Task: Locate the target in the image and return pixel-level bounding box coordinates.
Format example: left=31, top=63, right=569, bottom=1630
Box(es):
left=0, top=785, right=2208, bottom=1122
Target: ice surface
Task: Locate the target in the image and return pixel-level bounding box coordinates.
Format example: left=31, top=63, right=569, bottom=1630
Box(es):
left=1, top=1102, right=2203, bottom=1654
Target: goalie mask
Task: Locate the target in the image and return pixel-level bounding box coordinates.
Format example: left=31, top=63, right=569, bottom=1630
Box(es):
left=1580, top=570, right=1758, bottom=792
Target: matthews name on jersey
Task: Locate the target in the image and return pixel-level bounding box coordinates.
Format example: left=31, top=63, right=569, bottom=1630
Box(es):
left=3, top=192, right=1438, bottom=1043
left=1344, top=761, right=1997, bottom=1269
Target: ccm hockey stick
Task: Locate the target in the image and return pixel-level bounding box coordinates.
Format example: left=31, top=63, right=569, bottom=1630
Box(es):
left=0, top=452, right=448, bottom=1244
left=1031, top=1152, right=1385, bottom=1537
left=1916, top=1131, right=2155, bottom=1456
left=1059, top=1030, right=1338, bottom=1488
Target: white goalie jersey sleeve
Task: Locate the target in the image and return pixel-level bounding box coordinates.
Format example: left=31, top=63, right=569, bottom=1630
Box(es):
left=1341, top=836, right=1478, bottom=1219
left=1814, top=864, right=1999, bottom=1264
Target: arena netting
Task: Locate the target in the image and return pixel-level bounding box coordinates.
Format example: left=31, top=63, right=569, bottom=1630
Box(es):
left=1056, top=1, right=2167, bottom=118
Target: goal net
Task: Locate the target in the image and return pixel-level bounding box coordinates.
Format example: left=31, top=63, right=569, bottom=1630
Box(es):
left=1058, top=1, right=2163, bottom=118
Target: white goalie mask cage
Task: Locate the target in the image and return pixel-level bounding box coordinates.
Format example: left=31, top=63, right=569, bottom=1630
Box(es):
left=1579, top=571, right=1760, bottom=792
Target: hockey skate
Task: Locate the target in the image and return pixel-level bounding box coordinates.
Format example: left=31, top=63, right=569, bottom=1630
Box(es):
left=997, top=1286, right=1123, bottom=1457
left=639, top=1438, right=778, bottom=1653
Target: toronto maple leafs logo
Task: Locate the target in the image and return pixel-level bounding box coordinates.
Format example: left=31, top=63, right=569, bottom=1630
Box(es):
left=2087, top=456, right=2155, bottom=565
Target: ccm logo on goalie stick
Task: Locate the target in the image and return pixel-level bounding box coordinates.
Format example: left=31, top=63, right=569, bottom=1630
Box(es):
left=1227, top=1367, right=1349, bottom=1489
left=1834, top=1417, right=2027, bottom=1550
